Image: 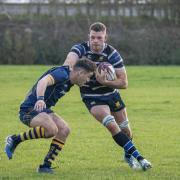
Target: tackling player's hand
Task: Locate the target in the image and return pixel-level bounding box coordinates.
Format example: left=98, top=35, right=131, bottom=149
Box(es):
left=34, top=100, right=46, bottom=112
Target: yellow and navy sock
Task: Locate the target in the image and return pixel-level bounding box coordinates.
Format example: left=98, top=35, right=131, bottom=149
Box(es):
left=113, top=132, right=144, bottom=161
left=14, top=127, right=45, bottom=144
left=43, top=138, right=65, bottom=167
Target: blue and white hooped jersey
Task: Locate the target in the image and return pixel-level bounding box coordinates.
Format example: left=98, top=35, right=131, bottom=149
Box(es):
left=70, top=41, right=124, bottom=97
left=20, top=66, right=73, bottom=110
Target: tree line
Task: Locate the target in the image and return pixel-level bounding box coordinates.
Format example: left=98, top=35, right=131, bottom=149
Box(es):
left=0, top=0, right=179, bottom=65
left=1, top=0, right=180, bottom=25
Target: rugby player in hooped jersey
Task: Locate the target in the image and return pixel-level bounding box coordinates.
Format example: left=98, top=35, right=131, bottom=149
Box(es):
left=63, top=22, right=152, bottom=171
left=5, top=58, right=96, bottom=174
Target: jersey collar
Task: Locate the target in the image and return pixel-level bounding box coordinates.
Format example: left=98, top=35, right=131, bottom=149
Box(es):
left=87, top=41, right=107, bottom=54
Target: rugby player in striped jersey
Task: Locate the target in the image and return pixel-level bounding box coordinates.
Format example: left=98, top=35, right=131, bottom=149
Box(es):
left=64, top=22, right=152, bottom=171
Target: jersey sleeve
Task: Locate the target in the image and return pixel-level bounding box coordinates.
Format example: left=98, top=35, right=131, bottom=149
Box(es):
left=70, top=44, right=86, bottom=58
left=108, top=49, right=124, bottom=69
left=49, top=68, right=69, bottom=84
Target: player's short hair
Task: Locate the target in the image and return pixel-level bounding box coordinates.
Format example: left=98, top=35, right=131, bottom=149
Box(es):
left=89, top=22, right=106, bottom=32
left=74, top=58, right=96, bottom=73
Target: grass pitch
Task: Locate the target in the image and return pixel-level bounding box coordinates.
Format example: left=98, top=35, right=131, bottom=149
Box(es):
left=0, top=65, right=180, bottom=180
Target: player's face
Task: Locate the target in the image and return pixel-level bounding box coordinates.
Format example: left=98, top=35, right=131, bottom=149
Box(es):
left=89, top=30, right=106, bottom=53
left=76, top=70, right=93, bottom=87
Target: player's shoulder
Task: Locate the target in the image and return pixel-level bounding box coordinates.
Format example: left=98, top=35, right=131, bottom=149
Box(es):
left=48, top=66, right=70, bottom=80
left=47, top=66, right=67, bottom=74
left=105, top=44, right=119, bottom=56
left=71, top=41, right=89, bottom=56
left=81, top=41, right=88, bottom=47
left=54, top=65, right=70, bottom=75
left=72, top=41, right=88, bottom=49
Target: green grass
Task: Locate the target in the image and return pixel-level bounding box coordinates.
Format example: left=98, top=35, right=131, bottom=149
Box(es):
left=0, top=65, right=180, bottom=180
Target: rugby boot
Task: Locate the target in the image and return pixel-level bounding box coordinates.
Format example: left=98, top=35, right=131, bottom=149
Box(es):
left=139, top=159, right=152, bottom=171
left=124, top=155, right=141, bottom=170
left=37, top=163, right=54, bottom=174
left=5, top=135, right=19, bottom=159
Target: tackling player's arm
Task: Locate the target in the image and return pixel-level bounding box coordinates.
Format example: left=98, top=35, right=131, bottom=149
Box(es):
left=63, top=52, right=79, bottom=69
left=96, top=67, right=128, bottom=89
left=34, top=74, right=55, bottom=112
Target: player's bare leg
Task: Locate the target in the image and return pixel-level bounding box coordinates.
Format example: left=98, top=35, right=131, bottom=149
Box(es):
left=5, top=112, right=56, bottom=160
left=50, top=113, right=70, bottom=142
left=90, top=105, right=152, bottom=171
left=112, top=108, right=140, bottom=169
left=37, top=113, right=70, bottom=174
left=112, top=108, right=132, bottom=138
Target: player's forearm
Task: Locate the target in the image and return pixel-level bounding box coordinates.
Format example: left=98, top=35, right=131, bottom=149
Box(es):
left=63, top=52, right=79, bottom=68
left=104, top=78, right=128, bottom=89
left=36, top=79, right=48, bottom=98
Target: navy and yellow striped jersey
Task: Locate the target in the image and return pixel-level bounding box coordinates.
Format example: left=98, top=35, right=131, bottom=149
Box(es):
left=70, top=41, right=124, bottom=97
left=20, top=66, right=73, bottom=110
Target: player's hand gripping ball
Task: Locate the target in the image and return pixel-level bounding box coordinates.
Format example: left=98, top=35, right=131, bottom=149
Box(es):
left=97, top=62, right=117, bottom=81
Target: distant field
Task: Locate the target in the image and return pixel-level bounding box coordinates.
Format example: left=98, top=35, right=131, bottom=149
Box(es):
left=0, top=65, right=180, bottom=180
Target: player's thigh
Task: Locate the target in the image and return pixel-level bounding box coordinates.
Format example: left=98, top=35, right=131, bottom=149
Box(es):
left=49, top=113, right=69, bottom=130
left=90, top=105, right=111, bottom=123
left=111, top=107, right=128, bottom=124
left=30, top=112, right=56, bottom=129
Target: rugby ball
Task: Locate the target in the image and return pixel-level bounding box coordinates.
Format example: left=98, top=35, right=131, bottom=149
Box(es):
left=97, top=62, right=117, bottom=81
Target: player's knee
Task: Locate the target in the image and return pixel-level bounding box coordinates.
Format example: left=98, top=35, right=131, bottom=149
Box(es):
left=119, top=119, right=133, bottom=139
left=102, top=115, right=115, bottom=126
left=57, top=123, right=71, bottom=138
left=119, top=119, right=129, bottom=129
left=52, top=126, right=59, bottom=136
left=102, top=115, right=120, bottom=135
left=62, top=125, right=70, bottom=137
left=46, top=125, right=58, bottom=137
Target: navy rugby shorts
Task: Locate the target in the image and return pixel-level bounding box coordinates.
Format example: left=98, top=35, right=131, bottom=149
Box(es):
left=19, top=107, right=53, bottom=127
left=82, top=91, right=125, bottom=112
